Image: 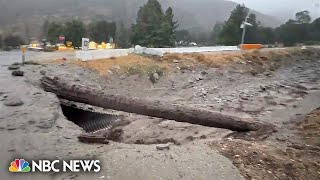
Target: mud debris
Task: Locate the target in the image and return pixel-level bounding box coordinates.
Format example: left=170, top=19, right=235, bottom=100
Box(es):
left=1, top=48, right=320, bottom=180
left=3, top=96, right=24, bottom=106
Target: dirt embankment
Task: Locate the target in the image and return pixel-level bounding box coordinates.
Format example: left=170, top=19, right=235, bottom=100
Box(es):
left=210, top=107, right=320, bottom=180
left=43, top=48, right=320, bottom=77
left=211, top=137, right=320, bottom=180
left=297, top=107, right=320, bottom=146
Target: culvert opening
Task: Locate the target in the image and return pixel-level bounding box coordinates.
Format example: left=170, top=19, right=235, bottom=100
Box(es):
left=60, top=104, right=121, bottom=133
left=58, top=101, right=251, bottom=145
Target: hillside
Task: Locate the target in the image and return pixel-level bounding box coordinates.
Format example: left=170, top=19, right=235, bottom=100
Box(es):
left=0, top=0, right=281, bottom=39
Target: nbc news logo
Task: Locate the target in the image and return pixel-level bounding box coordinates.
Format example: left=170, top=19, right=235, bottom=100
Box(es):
left=9, top=159, right=101, bottom=173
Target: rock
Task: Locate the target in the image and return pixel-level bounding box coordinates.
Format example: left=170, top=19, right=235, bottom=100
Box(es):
left=239, top=94, right=249, bottom=100
left=156, top=144, right=170, bottom=150
left=276, top=136, right=288, bottom=142
left=228, top=76, right=235, bottom=82
left=12, top=70, right=24, bottom=76
left=40, top=70, right=46, bottom=75
left=107, top=70, right=113, bottom=75
left=3, top=96, right=24, bottom=106
left=134, top=45, right=163, bottom=56
left=112, top=65, right=121, bottom=70
left=119, top=75, right=127, bottom=80
left=8, top=65, right=20, bottom=70
left=150, top=73, right=160, bottom=83
left=199, top=135, right=207, bottom=139
left=201, top=71, right=208, bottom=75
left=194, top=74, right=204, bottom=81
left=134, top=45, right=146, bottom=54
left=234, top=155, right=241, bottom=158
left=259, top=85, right=267, bottom=92
left=199, top=88, right=208, bottom=96
left=264, top=71, right=272, bottom=77
left=188, top=78, right=195, bottom=84
left=249, top=69, right=258, bottom=76
left=173, top=60, right=179, bottom=63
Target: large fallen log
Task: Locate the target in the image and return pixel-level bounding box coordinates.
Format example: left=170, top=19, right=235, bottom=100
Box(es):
left=41, top=76, right=274, bottom=132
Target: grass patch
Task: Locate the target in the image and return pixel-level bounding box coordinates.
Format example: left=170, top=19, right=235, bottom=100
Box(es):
left=125, top=64, right=144, bottom=75
left=124, top=64, right=166, bottom=76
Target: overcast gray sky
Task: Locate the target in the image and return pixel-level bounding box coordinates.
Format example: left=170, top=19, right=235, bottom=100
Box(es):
left=230, top=0, right=320, bottom=20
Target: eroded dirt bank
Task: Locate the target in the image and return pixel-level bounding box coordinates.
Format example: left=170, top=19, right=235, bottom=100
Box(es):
left=1, top=48, right=320, bottom=179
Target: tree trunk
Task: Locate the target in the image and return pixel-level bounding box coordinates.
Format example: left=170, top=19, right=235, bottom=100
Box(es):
left=41, top=76, right=273, bottom=132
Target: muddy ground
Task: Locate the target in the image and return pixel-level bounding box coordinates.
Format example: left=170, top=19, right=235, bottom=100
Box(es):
left=0, top=48, right=320, bottom=180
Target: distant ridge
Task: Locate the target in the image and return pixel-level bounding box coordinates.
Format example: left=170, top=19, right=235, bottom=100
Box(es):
left=0, top=0, right=281, bottom=38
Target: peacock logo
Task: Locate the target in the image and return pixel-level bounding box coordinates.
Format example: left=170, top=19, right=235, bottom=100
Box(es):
left=9, top=159, right=31, bottom=172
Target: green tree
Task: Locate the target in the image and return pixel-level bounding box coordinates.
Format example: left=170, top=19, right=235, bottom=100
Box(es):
left=255, top=27, right=276, bottom=44
left=306, top=17, right=320, bottom=43
left=131, top=0, right=164, bottom=47
left=273, top=11, right=316, bottom=46
left=295, top=10, right=311, bottom=24
left=64, top=20, right=86, bottom=47
left=88, top=20, right=116, bottom=43
left=245, top=13, right=259, bottom=43
left=218, top=4, right=249, bottom=45
left=217, top=5, right=277, bottom=45
left=211, top=22, right=224, bottom=44
left=158, top=21, right=172, bottom=47
left=131, top=0, right=178, bottom=47
left=163, top=7, right=178, bottom=46
left=116, top=22, right=131, bottom=48
left=47, top=22, right=65, bottom=43
left=275, top=17, right=309, bottom=46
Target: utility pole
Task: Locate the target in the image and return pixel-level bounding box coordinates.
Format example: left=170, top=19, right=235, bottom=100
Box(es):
left=240, top=14, right=250, bottom=45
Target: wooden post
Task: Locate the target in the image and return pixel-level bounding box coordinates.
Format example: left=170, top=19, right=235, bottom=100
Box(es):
left=21, top=46, right=27, bottom=65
